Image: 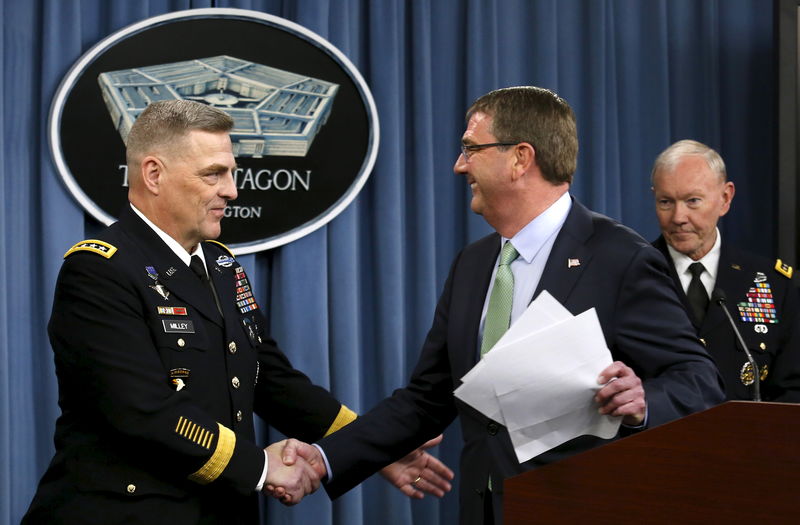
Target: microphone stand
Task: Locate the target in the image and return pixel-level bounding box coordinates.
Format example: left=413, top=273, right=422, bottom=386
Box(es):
left=714, top=291, right=761, bottom=402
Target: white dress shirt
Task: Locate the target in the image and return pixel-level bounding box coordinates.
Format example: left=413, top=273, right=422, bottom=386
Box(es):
left=666, top=227, right=722, bottom=299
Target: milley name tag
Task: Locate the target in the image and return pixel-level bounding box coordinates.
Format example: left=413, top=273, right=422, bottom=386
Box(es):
left=162, top=319, right=195, bottom=334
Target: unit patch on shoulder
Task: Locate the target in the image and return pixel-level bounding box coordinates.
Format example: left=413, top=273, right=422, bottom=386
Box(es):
left=775, top=259, right=793, bottom=279
left=64, top=239, right=117, bottom=259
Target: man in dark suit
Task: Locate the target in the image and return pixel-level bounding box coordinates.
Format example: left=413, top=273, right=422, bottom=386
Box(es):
left=651, top=139, right=800, bottom=402
left=23, top=100, right=451, bottom=524
left=282, top=87, right=725, bottom=524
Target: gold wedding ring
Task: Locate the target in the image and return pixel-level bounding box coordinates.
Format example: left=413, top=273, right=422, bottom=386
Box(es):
left=412, top=476, right=422, bottom=486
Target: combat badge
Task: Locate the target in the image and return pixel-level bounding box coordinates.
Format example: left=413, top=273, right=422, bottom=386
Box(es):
left=216, top=254, right=235, bottom=268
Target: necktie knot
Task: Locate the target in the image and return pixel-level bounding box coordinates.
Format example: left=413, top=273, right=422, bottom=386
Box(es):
left=190, top=255, right=208, bottom=281
left=688, top=261, right=705, bottom=278
left=499, top=242, right=519, bottom=266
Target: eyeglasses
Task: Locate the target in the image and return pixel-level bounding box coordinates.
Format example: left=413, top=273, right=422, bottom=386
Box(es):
left=460, top=142, right=518, bottom=160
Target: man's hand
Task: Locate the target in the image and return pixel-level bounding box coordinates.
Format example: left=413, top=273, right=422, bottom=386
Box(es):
left=595, top=361, right=646, bottom=426
left=379, top=434, right=454, bottom=499
left=263, top=439, right=322, bottom=505
left=278, top=438, right=327, bottom=478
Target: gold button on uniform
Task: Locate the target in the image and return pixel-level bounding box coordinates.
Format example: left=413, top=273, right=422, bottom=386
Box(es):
left=177, top=338, right=185, bottom=348
left=231, top=377, right=240, bottom=389
left=760, top=342, right=766, bottom=351
left=228, top=341, right=237, bottom=354
left=236, top=410, right=243, bottom=422
left=126, top=484, right=136, bottom=494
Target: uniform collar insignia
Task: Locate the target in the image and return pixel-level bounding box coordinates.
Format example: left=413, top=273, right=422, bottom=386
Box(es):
left=775, top=259, right=793, bottom=279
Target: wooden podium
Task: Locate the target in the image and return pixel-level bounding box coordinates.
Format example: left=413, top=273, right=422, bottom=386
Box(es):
left=504, top=402, right=800, bottom=523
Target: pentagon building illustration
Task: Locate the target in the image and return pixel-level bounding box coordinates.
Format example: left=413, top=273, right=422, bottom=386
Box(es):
left=98, top=55, right=339, bottom=157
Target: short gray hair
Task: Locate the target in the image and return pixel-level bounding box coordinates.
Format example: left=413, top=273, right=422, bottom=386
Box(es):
left=125, top=100, right=234, bottom=168
left=651, top=139, right=726, bottom=184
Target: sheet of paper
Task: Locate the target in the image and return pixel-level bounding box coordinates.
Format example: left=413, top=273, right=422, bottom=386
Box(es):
left=454, top=291, right=572, bottom=423
left=453, top=292, right=621, bottom=463
left=497, top=353, right=611, bottom=431
left=508, top=404, right=621, bottom=463
left=459, top=290, right=572, bottom=384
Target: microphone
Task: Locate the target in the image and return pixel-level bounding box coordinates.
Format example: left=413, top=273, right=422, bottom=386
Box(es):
left=711, top=288, right=761, bottom=402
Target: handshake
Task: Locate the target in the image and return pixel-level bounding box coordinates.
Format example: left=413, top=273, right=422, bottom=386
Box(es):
left=262, top=439, right=325, bottom=505
left=262, top=435, right=454, bottom=505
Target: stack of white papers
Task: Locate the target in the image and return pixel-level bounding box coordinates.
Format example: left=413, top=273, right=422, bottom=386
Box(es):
left=454, top=291, right=621, bottom=463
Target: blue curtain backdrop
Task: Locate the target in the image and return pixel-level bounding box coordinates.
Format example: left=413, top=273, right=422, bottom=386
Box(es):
left=1, top=1, right=777, bottom=524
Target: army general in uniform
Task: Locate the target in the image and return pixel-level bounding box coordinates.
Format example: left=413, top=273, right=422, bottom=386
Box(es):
left=651, top=139, right=800, bottom=402
left=22, top=100, right=451, bottom=524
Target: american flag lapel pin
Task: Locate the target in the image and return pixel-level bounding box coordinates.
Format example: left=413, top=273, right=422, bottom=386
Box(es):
left=567, top=258, right=580, bottom=268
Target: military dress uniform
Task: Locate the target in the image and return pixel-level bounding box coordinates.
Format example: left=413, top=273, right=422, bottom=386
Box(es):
left=655, top=237, right=800, bottom=402
left=23, top=207, right=356, bottom=525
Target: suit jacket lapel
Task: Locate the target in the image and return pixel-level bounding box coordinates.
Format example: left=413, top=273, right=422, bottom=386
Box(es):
left=160, top=264, right=224, bottom=326
left=463, top=235, right=502, bottom=367
left=533, top=198, right=595, bottom=306
left=653, top=236, right=700, bottom=330
left=208, top=253, right=236, bottom=319
left=118, top=207, right=224, bottom=326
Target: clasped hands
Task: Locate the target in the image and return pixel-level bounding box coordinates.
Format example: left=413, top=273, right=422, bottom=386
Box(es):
left=262, top=440, right=325, bottom=506
left=263, top=435, right=454, bottom=505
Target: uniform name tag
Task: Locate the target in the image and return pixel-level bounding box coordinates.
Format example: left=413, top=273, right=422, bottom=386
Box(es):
left=162, top=320, right=195, bottom=333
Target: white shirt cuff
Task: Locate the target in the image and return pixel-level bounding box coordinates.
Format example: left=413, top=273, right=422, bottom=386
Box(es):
left=255, top=449, right=269, bottom=491
left=313, top=443, right=333, bottom=481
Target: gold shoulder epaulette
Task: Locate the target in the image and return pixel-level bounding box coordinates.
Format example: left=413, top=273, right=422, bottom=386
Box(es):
left=775, top=259, right=793, bottom=279
left=205, top=240, right=234, bottom=257
left=64, top=240, right=117, bottom=259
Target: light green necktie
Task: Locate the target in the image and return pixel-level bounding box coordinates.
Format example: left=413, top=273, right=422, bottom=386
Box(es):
left=481, top=241, right=519, bottom=356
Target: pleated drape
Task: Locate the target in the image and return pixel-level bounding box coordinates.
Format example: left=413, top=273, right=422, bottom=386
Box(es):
left=2, top=1, right=777, bottom=524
